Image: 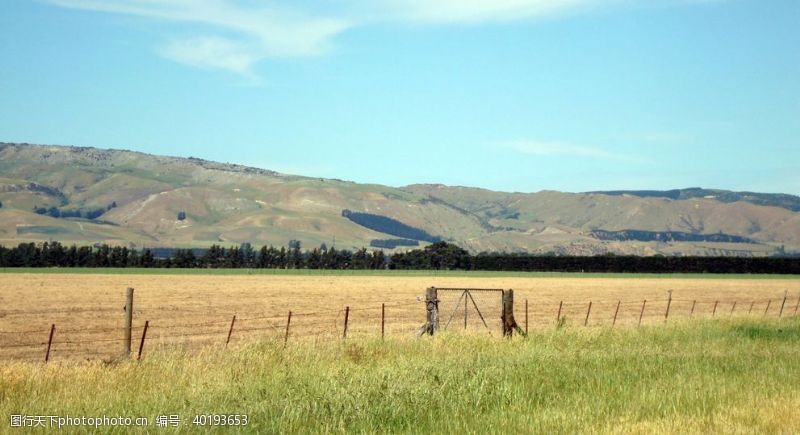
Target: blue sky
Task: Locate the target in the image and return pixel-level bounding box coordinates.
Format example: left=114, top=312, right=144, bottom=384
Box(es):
left=1, top=0, right=798, bottom=194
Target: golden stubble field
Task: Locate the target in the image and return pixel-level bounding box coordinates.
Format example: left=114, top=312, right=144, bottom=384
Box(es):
left=1, top=273, right=798, bottom=362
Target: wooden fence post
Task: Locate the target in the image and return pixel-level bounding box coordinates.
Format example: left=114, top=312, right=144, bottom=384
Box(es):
left=794, top=295, right=800, bottom=316
left=45, top=324, right=55, bottom=363
left=343, top=306, right=350, bottom=339
left=612, top=301, right=620, bottom=327
left=525, top=299, right=529, bottom=335
left=381, top=303, right=385, bottom=340
left=284, top=311, right=292, bottom=345
left=730, top=302, right=737, bottom=316
left=556, top=301, right=563, bottom=324
left=137, top=320, right=149, bottom=361
left=665, top=290, right=673, bottom=323
left=638, top=300, right=647, bottom=327
left=226, top=315, right=236, bottom=347
left=124, top=287, right=134, bottom=357
left=502, top=289, right=521, bottom=337
left=749, top=301, right=755, bottom=314
left=464, top=292, right=469, bottom=330
left=779, top=291, right=788, bottom=318
left=584, top=301, right=592, bottom=327
left=690, top=300, right=696, bottom=317
left=764, top=300, right=771, bottom=317
left=712, top=300, right=719, bottom=316
left=417, top=287, right=439, bottom=336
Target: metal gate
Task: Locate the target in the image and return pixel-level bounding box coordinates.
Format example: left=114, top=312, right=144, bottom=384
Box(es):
left=437, top=288, right=504, bottom=333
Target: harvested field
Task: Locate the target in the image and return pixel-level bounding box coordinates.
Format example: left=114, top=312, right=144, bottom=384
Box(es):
left=1, top=273, right=798, bottom=362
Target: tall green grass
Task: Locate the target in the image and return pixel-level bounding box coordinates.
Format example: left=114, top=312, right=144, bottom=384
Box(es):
left=2, top=318, right=800, bottom=433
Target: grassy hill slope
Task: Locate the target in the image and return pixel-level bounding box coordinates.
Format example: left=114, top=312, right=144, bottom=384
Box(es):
left=1, top=143, right=798, bottom=256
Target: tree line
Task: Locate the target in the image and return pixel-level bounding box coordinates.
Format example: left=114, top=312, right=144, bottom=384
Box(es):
left=0, top=241, right=798, bottom=273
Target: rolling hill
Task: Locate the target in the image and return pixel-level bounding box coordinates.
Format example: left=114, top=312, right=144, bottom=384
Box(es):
left=1, top=142, right=798, bottom=256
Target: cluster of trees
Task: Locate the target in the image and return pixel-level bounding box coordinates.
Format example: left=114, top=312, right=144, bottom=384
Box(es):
left=369, top=239, right=419, bottom=249
left=0, top=241, right=798, bottom=273
left=390, top=242, right=472, bottom=270
left=591, top=229, right=753, bottom=244
left=471, top=252, right=800, bottom=274
left=0, top=242, right=155, bottom=268
left=168, top=243, right=388, bottom=269
left=0, top=241, right=386, bottom=270
left=32, top=201, right=117, bottom=220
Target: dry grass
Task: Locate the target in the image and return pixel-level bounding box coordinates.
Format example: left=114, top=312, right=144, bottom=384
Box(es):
left=1, top=273, right=798, bottom=362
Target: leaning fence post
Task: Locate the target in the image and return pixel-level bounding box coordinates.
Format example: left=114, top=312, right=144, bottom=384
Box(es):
left=381, top=303, right=385, bottom=340
left=45, top=324, right=55, bottom=363
left=794, top=295, right=800, bottom=316
left=284, top=311, right=292, bottom=345
left=690, top=300, right=696, bottom=317
left=638, top=300, right=647, bottom=327
left=779, top=291, right=788, bottom=318
left=612, top=301, right=620, bottom=327
left=417, top=287, right=439, bottom=336
left=124, top=287, right=134, bottom=357
left=584, top=301, right=592, bottom=327
left=730, top=301, right=737, bottom=316
left=343, top=306, right=350, bottom=340
left=665, top=290, right=673, bottom=323
left=137, top=320, right=149, bottom=361
left=556, top=301, right=563, bottom=324
left=764, top=300, right=771, bottom=317
left=226, top=315, right=236, bottom=347
left=749, top=301, right=755, bottom=314
left=713, top=301, right=719, bottom=317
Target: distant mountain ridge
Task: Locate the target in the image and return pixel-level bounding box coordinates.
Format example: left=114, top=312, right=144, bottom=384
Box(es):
left=588, top=188, right=800, bottom=212
left=1, top=142, right=799, bottom=257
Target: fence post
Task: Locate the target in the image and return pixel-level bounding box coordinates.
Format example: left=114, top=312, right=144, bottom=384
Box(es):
left=556, top=301, right=563, bottom=324
left=749, top=301, right=755, bottom=314
left=381, top=303, right=385, bottom=340
left=417, top=287, right=439, bottom=336
left=584, top=301, right=592, bottom=327
left=730, top=302, right=737, bottom=316
left=794, top=295, right=800, bottom=316
left=525, top=299, right=529, bottom=335
left=779, top=291, right=788, bottom=318
left=343, top=306, right=350, bottom=340
left=137, top=320, right=149, bottom=361
left=638, top=300, right=647, bottom=327
left=712, top=301, right=718, bottom=316
left=45, top=324, right=55, bottom=363
left=284, top=311, right=292, bottom=345
left=612, top=300, right=620, bottom=327
left=464, top=292, right=469, bottom=330
left=690, top=300, right=696, bottom=317
left=501, top=289, right=521, bottom=337
left=764, top=300, right=771, bottom=317
left=124, top=287, right=134, bottom=357
left=665, top=290, right=673, bottom=323
left=226, top=315, right=236, bottom=347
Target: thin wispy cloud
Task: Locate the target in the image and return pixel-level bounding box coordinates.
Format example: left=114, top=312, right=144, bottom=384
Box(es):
left=379, top=0, right=607, bottom=24
left=45, top=0, right=710, bottom=79
left=501, top=139, right=633, bottom=161
left=46, top=0, right=350, bottom=79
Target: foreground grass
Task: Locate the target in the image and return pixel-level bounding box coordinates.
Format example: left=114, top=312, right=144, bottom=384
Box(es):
left=1, top=267, right=797, bottom=279
left=2, top=319, right=800, bottom=433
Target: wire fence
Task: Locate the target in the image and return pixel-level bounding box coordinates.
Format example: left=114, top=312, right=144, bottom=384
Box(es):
left=1, top=291, right=799, bottom=363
